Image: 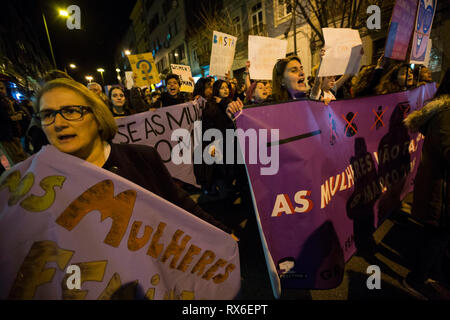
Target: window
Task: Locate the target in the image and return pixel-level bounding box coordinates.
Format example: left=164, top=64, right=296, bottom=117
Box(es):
left=276, top=0, right=293, bottom=20
left=157, top=56, right=167, bottom=73
left=149, top=14, right=159, bottom=31
left=162, top=1, right=171, bottom=14
left=169, top=44, right=185, bottom=64
left=251, top=2, right=264, bottom=35
left=167, top=20, right=177, bottom=41
left=233, top=16, right=242, bottom=37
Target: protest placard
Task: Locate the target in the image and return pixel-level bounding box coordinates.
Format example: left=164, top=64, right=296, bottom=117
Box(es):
left=248, top=36, right=287, bottom=80
left=409, top=0, right=437, bottom=63
left=384, top=0, right=418, bottom=61
left=125, top=71, right=134, bottom=89
left=209, top=31, right=237, bottom=78
left=318, top=28, right=362, bottom=77
left=171, top=64, right=194, bottom=93
left=0, top=146, right=240, bottom=299
left=127, top=52, right=160, bottom=87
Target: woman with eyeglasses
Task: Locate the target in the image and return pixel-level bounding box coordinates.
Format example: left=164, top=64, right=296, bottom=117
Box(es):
left=34, top=78, right=234, bottom=235
left=108, top=86, right=135, bottom=117
left=272, top=56, right=308, bottom=102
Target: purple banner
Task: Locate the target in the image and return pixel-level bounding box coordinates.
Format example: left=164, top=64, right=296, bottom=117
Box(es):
left=236, top=84, right=436, bottom=297
left=384, top=0, right=418, bottom=61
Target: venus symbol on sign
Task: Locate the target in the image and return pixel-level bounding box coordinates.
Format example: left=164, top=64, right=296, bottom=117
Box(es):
left=137, top=60, right=153, bottom=81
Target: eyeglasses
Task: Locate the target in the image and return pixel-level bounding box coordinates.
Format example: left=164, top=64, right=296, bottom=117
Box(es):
left=37, top=105, right=92, bottom=126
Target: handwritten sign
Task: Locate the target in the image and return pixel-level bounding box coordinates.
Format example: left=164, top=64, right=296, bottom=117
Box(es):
left=0, top=145, right=240, bottom=299
left=248, top=36, right=287, bottom=80
left=409, top=0, right=437, bottom=64
left=127, top=52, right=160, bottom=87
left=318, top=28, right=362, bottom=77
left=171, top=64, right=194, bottom=93
left=209, top=31, right=237, bottom=78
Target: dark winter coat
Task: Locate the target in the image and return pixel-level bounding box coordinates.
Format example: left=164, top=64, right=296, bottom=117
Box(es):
left=103, top=143, right=232, bottom=233
left=404, top=95, right=450, bottom=228
left=193, top=98, right=237, bottom=189
left=158, top=92, right=187, bottom=108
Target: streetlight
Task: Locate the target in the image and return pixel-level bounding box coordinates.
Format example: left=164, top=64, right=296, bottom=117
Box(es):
left=85, top=75, right=93, bottom=83
left=69, top=64, right=77, bottom=69
left=42, top=8, right=71, bottom=69
left=97, top=68, right=105, bottom=84
left=124, top=50, right=131, bottom=56
left=115, top=68, right=120, bottom=73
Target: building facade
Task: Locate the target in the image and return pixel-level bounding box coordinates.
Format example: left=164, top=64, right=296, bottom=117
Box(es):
left=121, top=0, right=448, bottom=88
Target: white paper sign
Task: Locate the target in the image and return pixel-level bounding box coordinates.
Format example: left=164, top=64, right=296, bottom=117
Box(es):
left=248, top=36, right=287, bottom=80
left=318, top=28, right=363, bottom=77
left=209, top=31, right=237, bottom=77
left=171, top=64, right=194, bottom=93
left=125, top=71, right=134, bottom=90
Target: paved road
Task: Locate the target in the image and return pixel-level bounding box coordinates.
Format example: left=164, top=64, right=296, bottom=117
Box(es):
left=191, top=190, right=450, bottom=300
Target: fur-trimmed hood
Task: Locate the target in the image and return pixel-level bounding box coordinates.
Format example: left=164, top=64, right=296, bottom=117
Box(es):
left=404, top=95, right=450, bottom=133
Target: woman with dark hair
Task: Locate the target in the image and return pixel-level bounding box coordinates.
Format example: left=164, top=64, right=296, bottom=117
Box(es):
left=414, top=65, right=433, bottom=88
left=154, top=73, right=188, bottom=108
left=195, top=79, right=248, bottom=230
left=375, top=63, right=414, bottom=95
left=271, top=55, right=307, bottom=101
left=244, top=80, right=270, bottom=105
left=193, top=77, right=214, bottom=100
left=402, top=68, right=450, bottom=299
left=108, top=86, right=135, bottom=117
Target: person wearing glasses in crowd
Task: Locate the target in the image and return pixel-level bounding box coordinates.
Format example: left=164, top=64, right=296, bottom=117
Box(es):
left=33, top=78, right=235, bottom=236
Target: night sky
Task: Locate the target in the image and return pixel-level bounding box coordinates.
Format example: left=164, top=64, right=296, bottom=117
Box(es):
left=32, top=0, right=137, bottom=84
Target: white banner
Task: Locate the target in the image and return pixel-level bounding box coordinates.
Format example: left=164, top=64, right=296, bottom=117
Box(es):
left=248, top=36, right=287, bottom=80
left=112, top=99, right=204, bottom=187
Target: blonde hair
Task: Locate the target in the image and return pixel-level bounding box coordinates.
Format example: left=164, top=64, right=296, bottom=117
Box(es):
left=34, top=78, right=118, bottom=141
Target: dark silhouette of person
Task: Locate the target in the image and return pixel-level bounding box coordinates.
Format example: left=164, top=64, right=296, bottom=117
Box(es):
left=376, top=102, right=412, bottom=224
left=347, top=137, right=380, bottom=257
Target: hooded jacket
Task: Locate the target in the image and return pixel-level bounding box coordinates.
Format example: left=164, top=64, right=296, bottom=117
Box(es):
left=404, top=94, right=450, bottom=228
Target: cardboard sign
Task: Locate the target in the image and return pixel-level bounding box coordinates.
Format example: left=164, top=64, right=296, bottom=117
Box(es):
left=209, top=31, right=237, bottom=77
left=248, top=36, right=287, bottom=80
left=127, top=52, right=161, bottom=87
left=171, top=64, right=194, bottom=93
left=318, top=28, right=362, bottom=77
